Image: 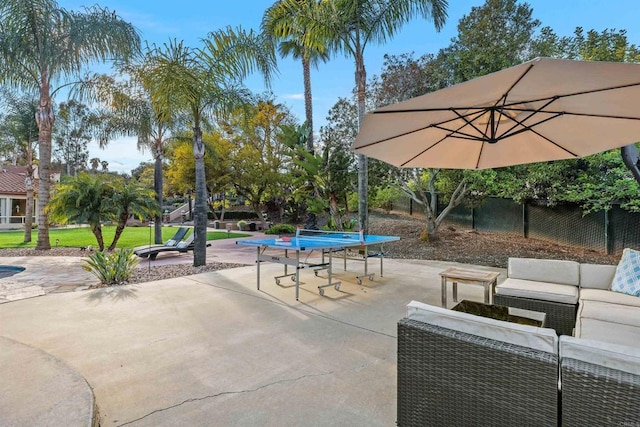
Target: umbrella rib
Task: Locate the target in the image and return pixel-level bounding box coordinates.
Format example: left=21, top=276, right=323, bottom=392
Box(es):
left=356, top=108, right=488, bottom=151
left=399, top=110, right=489, bottom=167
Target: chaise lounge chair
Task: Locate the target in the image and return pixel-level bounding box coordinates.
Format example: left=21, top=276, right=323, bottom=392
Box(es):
left=135, top=234, right=210, bottom=260
left=133, top=227, right=189, bottom=254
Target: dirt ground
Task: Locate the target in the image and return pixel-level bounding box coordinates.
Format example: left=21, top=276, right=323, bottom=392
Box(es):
left=368, top=211, right=620, bottom=268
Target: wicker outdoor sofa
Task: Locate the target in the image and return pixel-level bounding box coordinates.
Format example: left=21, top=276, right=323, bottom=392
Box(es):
left=398, top=301, right=640, bottom=426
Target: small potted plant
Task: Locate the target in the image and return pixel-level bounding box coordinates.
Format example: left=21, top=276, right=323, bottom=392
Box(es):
left=237, top=220, right=248, bottom=231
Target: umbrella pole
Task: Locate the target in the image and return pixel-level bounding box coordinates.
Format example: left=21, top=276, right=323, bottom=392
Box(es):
left=621, top=145, right=640, bottom=185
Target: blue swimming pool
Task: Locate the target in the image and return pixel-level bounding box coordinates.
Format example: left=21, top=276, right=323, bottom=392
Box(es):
left=0, top=266, right=25, bottom=278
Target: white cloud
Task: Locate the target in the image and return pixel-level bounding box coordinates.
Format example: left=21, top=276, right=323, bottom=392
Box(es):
left=88, top=137, right=153, bottom=175
left=283, top=93, right=305, bottom=100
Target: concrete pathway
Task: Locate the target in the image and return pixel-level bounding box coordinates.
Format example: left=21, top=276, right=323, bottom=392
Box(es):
left=0, top=253, right=505, bottom=426
left=0, top=230, right=264, bottom=303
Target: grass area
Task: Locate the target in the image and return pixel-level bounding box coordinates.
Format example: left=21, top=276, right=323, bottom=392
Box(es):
left=0, top=226, right=250, bottom=249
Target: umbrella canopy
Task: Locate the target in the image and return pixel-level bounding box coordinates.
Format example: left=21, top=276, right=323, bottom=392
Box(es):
left=353, top=57, right=640, bottom=169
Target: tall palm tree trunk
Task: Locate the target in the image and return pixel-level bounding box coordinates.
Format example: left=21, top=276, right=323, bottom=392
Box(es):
left=302, top=54, right=319, bottom=229
left=355, top=35, right=368, bottom=234
left=153, top=145, right=163, bottom=244
left=35, top=85, right=53, bottom=250
left=193, top=125, right=208, bottom=267
left=302, top=55, right=314, bottom=152
left=23, top=148, right=34, bottom=243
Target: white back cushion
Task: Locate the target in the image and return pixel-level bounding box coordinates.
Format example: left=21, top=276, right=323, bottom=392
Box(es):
left=560, top=335, right=640, bottom=376
left=508, top=258, right=579, bottom=286
left=579, top=264, right=616, bottom=289
left=406, top=300, right=558, bottom=353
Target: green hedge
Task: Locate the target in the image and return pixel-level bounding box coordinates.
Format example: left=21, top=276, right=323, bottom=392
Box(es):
left=211, top=210, right=260, bottom=220
left=265, top=224, right=297, bottom=235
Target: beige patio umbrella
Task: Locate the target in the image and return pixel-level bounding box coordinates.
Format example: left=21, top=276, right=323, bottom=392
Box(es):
left=353, top=57, right=640, bottom=170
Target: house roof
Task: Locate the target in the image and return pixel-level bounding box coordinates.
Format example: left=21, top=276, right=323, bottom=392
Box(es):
left=0, top=167, right=37, bottom=196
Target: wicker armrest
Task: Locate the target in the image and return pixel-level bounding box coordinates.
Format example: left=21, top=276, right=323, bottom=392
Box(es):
left=561, top=358, right=640, bottom=427
left=397, top=318, right=558, bottom=427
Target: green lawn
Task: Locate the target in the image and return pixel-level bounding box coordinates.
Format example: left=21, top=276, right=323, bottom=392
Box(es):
left=0, top=226, right=249, bottom=249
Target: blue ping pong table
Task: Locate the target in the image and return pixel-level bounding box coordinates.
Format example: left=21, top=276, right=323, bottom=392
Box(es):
left=236, top=230, right=400, bottom=300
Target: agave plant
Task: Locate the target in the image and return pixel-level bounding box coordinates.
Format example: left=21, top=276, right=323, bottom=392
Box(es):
left=83, top=249, right=139, bottom=286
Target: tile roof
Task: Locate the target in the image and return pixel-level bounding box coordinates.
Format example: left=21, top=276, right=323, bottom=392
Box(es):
left=0, top=169, right=37, bottom=195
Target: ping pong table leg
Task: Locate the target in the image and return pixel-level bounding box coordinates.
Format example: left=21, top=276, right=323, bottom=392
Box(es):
left=256, top=246, right=260, bottom=290
left=295, top=250, right=300, bottom=300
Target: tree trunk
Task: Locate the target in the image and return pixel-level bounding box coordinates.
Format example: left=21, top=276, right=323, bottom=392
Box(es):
left=355, top=34, right=368, bottom=234
left=193, top=125, right=208, bottom=267
left=35, top=83, right=53, bottom=250
left=329, top=194, right=342, bottom=231
left=153, top=144, right=163, bottom=244
left=302, top=55, right=319, bottom=230
left=23, top=148, right=34, bottom=243
left=108, top=212, right=129, bottom=251
left=302, top=54, right=314, bottom=152
left=91, top=223, right=105, bottom=252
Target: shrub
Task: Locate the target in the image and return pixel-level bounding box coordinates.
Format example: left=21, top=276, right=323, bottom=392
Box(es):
left=372, top=186, right=399, bottom=213
left=265, top=224, right=297, bottom=235
left=82, top=248, right=139, bottom=286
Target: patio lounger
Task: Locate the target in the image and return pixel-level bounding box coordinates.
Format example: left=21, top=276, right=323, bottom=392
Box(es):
left=136, top=234, right=210, bottom=260
left=133, top=227, right=189, bottom=254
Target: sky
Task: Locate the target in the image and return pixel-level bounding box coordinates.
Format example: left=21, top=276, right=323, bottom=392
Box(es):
left=55, top=0, right=640, bottom=173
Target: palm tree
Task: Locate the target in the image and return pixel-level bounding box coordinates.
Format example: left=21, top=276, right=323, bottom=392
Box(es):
left=91, top=65, right=176, bottom=245
left=0, top=90, right=39, bottom=243
left=287, top=0, right=448, bottom=232
left=47, top=173, right=112, bottom=251
left=262, top=0, right=330, bottom=229
left=0, top=0, right=140, bottom=250
left=262, top=0, right=329, bottom=153
left=143, top=31, right=275, bottom=266
left=108, top=180, right=160, bottom=251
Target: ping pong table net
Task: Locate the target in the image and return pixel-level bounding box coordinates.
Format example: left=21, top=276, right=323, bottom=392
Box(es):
left=295, top=228, right=365, bottom=244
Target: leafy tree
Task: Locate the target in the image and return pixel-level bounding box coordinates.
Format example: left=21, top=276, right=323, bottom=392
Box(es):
left=53, top=100, right=94, bottom=176
left=493, top=27, right=640, bottom=212
left=90, top=59, right=179, bottom=244
left=108, top=180, right=159, bottom=251
left=0, top=90, right=38, bottom=242
left=262, top=0, right=329, bottom=152
left=131, top=162, right=156, bottom=190
left=448, top=0, right=541, bottom=82
left=263, top=0, right=333, bottom=228
left=165, top=131, right=234, bottom=209
left=0, top=0, right=140, bottom=250
left=143, top=31, right=275, bottom=266
left=47, top=173, right=159, bottom=251
left=226, top=98, right=296, bottom=222
left=314, top=0, right=448, bottom=233
left=47, top=173, right=112, bottom=251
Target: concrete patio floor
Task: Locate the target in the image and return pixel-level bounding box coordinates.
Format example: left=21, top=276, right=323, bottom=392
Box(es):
left=0, top=237, right=505, bottom=426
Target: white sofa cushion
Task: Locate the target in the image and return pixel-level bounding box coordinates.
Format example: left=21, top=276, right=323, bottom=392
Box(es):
left=508, top=258, right=580, bottom=286
left=496, top=278, right=579, bottom=304
left=561, top=335, right=640, bottom=376
left=406, top=300, right=558, bottom=353
left=577, top=299, right=640, bottom=328
left=610, top=248, right=640, bottom=296
left=579, top=264, right=616, bottom=289
left=575, top=318, right=640, bottom=347
left=579, top=288, right=640, bottom=308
